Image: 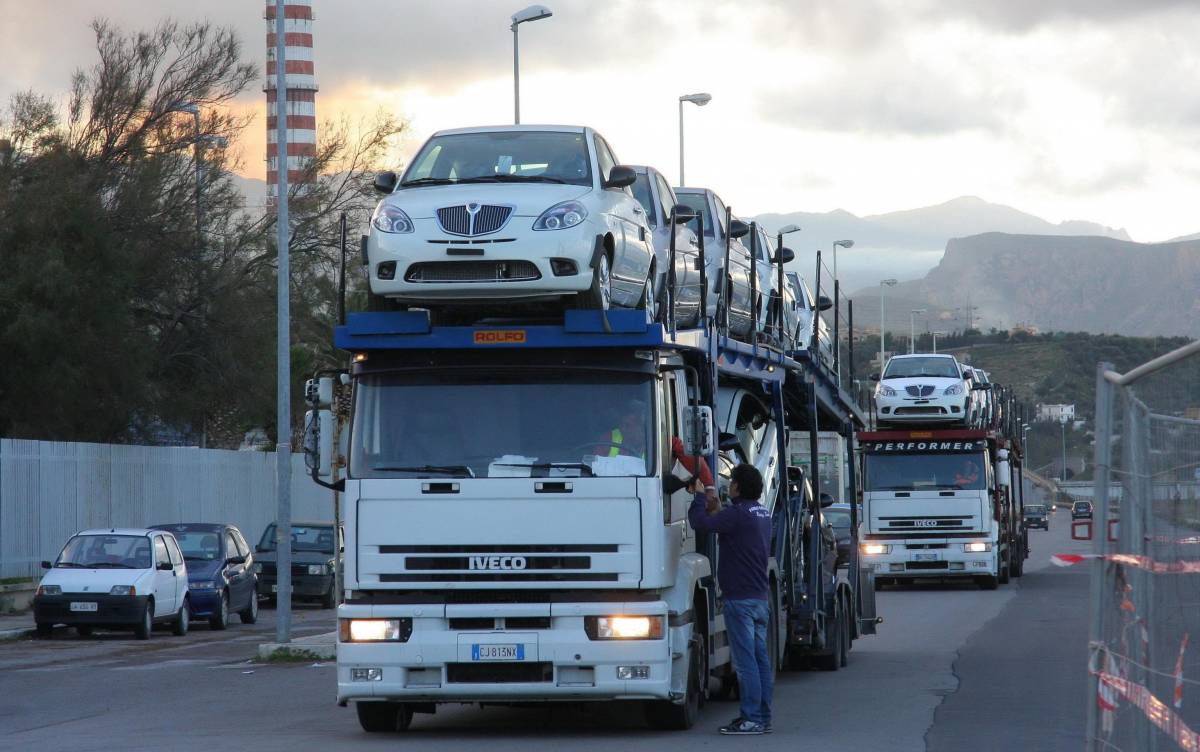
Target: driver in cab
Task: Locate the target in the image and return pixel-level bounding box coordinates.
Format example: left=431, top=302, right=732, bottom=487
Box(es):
left=594, top=400, right=647, bottom=459
left=954, top=459, right=980, bottom=488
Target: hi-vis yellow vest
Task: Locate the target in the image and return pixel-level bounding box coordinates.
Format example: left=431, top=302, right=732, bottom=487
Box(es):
left=608, top=429, right=645, bottom=460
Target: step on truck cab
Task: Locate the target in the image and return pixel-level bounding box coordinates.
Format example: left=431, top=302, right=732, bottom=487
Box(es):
left=857, top=429, right=1026, bottom=590
left=303, top=308, right=874, bottom=733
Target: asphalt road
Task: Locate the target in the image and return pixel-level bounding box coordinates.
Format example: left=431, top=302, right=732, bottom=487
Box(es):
left=0, top=502, right=1090, bottom=752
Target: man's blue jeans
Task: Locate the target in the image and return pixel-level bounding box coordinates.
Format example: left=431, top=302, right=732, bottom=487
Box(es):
left=724, top=598, right=773, bottom=726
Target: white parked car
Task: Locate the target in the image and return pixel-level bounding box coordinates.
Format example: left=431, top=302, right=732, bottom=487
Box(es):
left=673, top=187, right=756, bottom=336
left=629, top=165, right=703, bottom=324
left=365, top=125, right=656, bottom=319
left=785, top=271, right=834, bottom=366
left=873, top=353, right=972, bottom=426
left=33, top=528, right=191, bottom=639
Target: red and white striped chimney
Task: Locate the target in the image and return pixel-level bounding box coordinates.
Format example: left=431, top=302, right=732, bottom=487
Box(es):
left=265, top=0, right=318, bottom=201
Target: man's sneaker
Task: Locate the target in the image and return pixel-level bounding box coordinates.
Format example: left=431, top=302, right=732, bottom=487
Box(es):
left=718, top=719, right=766, bottom=735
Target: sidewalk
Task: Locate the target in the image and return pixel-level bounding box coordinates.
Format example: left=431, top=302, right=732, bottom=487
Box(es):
left=0, top=611, right=36, bottom=640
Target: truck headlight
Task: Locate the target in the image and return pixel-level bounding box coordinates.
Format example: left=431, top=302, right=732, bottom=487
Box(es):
left=339, top=618, right=413, bottom=643
left=371, top=204, right=414, bottom=234
left=533, top=200, right=588, bottom=231
left=963, top=542, right=992, bottom=553
left=586, top=615, right=665, bottom=640
left=109, top=585, right=137, bottom=596
left=862, top=543, right=891, bottom=555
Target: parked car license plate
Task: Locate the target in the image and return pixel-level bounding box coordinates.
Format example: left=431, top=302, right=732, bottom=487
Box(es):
left=70, top=602, right=98, bottom=612
left=914, top=554, right=938, bottom=561
left=271, top=585, right=278, bottom=593
left=472, top=644, right=524, bottom=661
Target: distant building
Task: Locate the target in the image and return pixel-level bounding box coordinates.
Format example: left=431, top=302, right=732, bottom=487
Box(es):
left=1186, top=406, right=1200, bottom=421
left=265, top=0, right=319, bottom=203
left=1037, top=403, right=1076, bottom=422
left=1010, top=322, right=1039, bottom=335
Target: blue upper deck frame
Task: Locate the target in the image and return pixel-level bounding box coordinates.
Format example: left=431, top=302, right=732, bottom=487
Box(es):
left=335, top=310, right=866, bottom=428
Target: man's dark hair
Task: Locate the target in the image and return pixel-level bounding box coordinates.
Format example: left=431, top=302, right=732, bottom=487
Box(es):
left=731, top=464, right=764, bottom=500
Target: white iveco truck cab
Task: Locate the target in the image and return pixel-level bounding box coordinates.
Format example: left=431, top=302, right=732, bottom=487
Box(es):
left=858, top=429, right=1023, bottom=590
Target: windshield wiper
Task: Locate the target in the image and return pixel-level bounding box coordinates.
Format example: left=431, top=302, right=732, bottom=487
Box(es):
left=487, top=174, right=567, bottom=184
left=183, top=555, right=211, bottom=561
left=372, top=464, right=476, bottom=478
left=399, top=177, right=457, bottom=187
left=55, top=562, right=85, bottom=568
left=88, top=562, right=135, bottom=569
left=492, top=462, right=595, bottom=477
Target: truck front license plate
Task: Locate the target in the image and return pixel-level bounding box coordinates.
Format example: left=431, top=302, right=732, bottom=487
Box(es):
left=70, top=602, right=98, bottom=612
left=472, top=644, right=524, bottom=661
left=915, top=554, right=938, bottom=561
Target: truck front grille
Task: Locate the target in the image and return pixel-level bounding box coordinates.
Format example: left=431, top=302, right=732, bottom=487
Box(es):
left=380, top=543, right=621, bottom=584
left=447, top=662, right=553, bottom=684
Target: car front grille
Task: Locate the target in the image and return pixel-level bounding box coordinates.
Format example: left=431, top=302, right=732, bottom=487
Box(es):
left=905, top=384, right=936, bottom=397
left=895, top=406, right=947, bottom=415
left=405, top=260, right=540, bottom=283
left=437, top=204, right=513, bottom=236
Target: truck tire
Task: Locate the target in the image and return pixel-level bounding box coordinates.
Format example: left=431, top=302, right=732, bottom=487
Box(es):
left=356, top=701, right=412, bottom=733
left=815, top=608, right=842, bottom=672
left=998, top=555, right=1010, bottom=585
left=645, top=635, right=702, bottom=730
left=1010, top=545, right=1025, bottom=578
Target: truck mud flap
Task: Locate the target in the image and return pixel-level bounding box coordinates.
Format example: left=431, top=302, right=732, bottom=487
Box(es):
left=856, top=566, right=879, bottom=636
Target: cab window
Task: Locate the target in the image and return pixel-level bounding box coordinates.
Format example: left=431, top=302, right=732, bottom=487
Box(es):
left=153, top=537, right=171, bottom=567
left=163, top=535, right=183, bottom=566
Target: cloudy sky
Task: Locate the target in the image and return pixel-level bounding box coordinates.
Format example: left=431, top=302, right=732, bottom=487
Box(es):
left=3, top=0, right=1200, bottom=241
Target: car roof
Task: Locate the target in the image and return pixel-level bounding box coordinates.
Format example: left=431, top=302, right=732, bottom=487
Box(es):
left=430, top=124, right=588, bottom=137
left=149, top=523, right=230, bottom=533
left=889, top=353, right=957, bottom=361
left=75, top=528, right=163, bottom=538
left=266, top=520, right=335, bottom=527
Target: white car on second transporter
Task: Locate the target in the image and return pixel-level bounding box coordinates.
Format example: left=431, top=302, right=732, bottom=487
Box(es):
left=365, top=125, right=657, bottom=319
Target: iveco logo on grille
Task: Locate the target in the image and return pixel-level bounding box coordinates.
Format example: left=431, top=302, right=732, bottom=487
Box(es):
left=469, top=556, right=528, bottom=570
left=914, top=520, right=938, bottom=527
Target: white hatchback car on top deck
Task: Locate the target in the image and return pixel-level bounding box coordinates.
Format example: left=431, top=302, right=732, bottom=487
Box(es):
left=365, top=125, right=656, bottom=319
left=32, top=528, right=191, bottom=639
left=873, top=353, right=974, bottom=427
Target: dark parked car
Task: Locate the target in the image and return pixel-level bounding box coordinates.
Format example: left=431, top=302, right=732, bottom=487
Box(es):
left=823, top=503, right=855, bottom=567
left=255, top=521, right=341, bottom=609
left=1071, top=500, right=1093, bottom=520
left=1023, top=505, right=1049, bottom=531
left=150, top=523, right=258, bottom=629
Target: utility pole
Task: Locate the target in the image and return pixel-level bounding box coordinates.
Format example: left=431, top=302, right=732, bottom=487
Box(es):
left=273, top=0, right=293, bottom=645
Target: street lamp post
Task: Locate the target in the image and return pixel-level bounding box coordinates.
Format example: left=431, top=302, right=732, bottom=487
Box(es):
left=511, top=5, right=553, bottom=124
left=775, top=224, right=802, bottom=337
left=931, top=330, right=946, bottom=353
left=831, top=240, right=853, bottom=384
left=879, top=278, right=897, bottom=372
left=1060, top=414, right=1069, bottom=482
left=678, top=92, right=712, bottom=185
left=909, top=308, right=926, bottom=354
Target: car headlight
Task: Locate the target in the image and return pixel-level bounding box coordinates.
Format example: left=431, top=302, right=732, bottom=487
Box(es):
left=36, top=585, right=62, bottom=596
left=306, top=564, right=328, bottom=576
left=943, top=383, right=964, bottom=396
left=533, top=200, right=588, bottom=231
left=877, top=385, right=897, bottom=397
left=109, top=585, right=137, bottom=596
left=963, top=542, right=992, bottom=553
left=862, top=543, right=891, bottom=555
left=371, top=204, right=414, bottom=234
left=586, top=615, right=665, bottom=640
left=339, top=618, right=412, bottom=642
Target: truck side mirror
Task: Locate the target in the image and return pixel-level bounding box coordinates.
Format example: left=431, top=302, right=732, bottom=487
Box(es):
left=996, top=459, right=1012, bottom=488
left=684, top=405, right=715, bottom=456
left=303, top=409, right=334, bottom=480
left=373, top=171, right=398, bottom=194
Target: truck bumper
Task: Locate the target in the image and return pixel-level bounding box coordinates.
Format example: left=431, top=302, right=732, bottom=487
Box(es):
left=863, top=541, right=995, bottom=578
left=335, top=600, right=679, bottom=704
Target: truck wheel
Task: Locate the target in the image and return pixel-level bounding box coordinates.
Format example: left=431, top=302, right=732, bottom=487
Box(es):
left=815, top=610, right=842, bottom=672
left=1010, top=547, right=1025, bottom=578
left=356, top=702, right=412, bottom=733
left=645, top=635, right=702, bottom=730
left=998, top=555, right=1011, bottom=585
left=976, top=575, right=999, bottom=591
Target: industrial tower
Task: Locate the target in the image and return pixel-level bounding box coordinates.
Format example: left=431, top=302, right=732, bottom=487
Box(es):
left=265, top=0, right=318, bottom=202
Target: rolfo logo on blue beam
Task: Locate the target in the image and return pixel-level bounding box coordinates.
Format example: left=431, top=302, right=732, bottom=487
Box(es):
left=469, top=556, right=528, bottom=570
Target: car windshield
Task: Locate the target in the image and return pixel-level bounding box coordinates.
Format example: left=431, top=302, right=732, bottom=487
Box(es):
left=401, top=131, right=592, bottom=187
left=824, top=510, right=852, bottom=529
left=57, top=534, right=152, bottom=569
left=350, top=370, right=656, bottom=479
left=675, top=192, right=714, bottom=237
left=258, top=524, right=337, bottom=554
left=884, top=357, right=960, bottom=379
left=865, top=452, right=988, bottom=491
left=172, top=530, right=225, bottom=561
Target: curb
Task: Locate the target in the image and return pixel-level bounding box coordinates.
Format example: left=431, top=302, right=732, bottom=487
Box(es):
left=257, top=631, right=336, bottom=661
left=0, top=627, right=34, bottom=641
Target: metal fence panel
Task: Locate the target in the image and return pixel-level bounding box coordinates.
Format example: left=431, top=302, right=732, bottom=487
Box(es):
left=1087, top=348, right=1200, bottom=751
left=0, top=440, right=333, bottom=579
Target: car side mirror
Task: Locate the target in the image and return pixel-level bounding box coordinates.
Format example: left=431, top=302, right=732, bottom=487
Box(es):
left=227, top=555, right=246, bottom=565
left=817, top=295, right=834, bottom=311
left=728, top=219, right=750, bottom=239
left=373, top=171, right=398, bottom=194
left=603, top=165, right=637, bottom=189
left=41, top=560, right=52, bottom=569
left=819, top=492, right=835, bottom=508
left=774, top=247, right=795, bottom=264
left=671, top=204, right=697, bottom=224
left=718, top=432, right=742, bottom=452
left=157, top=561, right=173, bottom=571
left=870, top=373, right=880, bottom=381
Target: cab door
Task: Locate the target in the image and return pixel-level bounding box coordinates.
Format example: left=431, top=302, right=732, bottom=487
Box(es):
left=152, top=535, right=178, bottom=616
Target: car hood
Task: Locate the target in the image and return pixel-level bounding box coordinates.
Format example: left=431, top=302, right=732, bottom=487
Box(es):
left=256, top=551, right=337, bottom=566
left=40, top=567, right=153, bottom=593
left=186, top=559, right=224, bottom=582
left=879, top=376, right=962, bottom=394
left=384, top=183, right=593, bottom=219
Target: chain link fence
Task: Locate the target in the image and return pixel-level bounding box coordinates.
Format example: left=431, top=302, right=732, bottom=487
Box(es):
left=1087, top=342, right=1200, bottom=750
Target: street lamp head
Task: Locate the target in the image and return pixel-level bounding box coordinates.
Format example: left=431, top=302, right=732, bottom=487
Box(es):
left=779, top=224, right=802, bottom=235
left=833, top=239, right=854, bottom=249
left=680, top=92, right=713, bottom=106
left=512, top=4, right=552, bottom=26
left=881, top=278, right=897, bottom=287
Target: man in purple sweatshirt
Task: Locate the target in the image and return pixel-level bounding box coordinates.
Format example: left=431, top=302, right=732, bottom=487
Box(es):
left=689, top=463, right=773, bottom=735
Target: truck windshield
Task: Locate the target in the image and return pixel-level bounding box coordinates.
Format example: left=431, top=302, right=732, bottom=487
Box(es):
left=401, top=131, right=593, bottom=187
left=350, top=371, right=656, bottom=479
left=865, top=452, right=988, bottom=491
